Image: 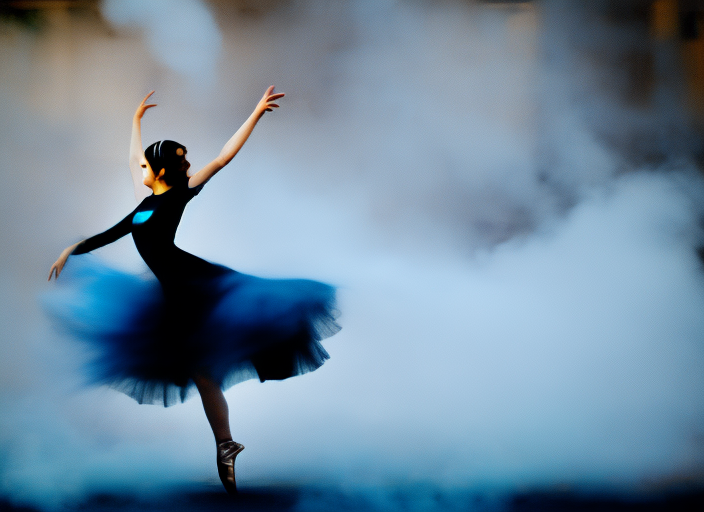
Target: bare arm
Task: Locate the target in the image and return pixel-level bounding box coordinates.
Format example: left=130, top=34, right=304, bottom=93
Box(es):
left=48, top=242, right=81, bottom=281
left=188, top=86, right=284, bottom=189
left=129, top=91, right=157, bottom=202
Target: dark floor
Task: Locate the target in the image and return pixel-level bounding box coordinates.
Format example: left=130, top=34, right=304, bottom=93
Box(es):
left=1, top=483, right=703, bottom=512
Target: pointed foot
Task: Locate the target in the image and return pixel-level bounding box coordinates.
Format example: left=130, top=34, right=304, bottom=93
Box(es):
left=217, top=440, right=244, bottom=495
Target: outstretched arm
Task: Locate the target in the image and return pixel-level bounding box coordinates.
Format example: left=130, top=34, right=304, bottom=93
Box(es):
left=129, top=91, right=157, bottom=202
left=48, top=241, right=82, bottom=281
left=48, top=209, right=136, bottom=280
left=188, top=86, right=284, bottom=189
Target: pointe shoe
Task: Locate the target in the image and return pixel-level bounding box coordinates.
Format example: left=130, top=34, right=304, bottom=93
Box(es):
left=216, top=440, right=244, bottom=495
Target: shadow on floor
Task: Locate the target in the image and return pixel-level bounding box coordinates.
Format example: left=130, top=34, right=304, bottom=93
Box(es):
left=1, top=482, right=703, bottom=512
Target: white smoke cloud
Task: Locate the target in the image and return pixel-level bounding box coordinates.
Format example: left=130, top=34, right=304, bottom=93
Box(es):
left=101, top=0, right=222, bottom=89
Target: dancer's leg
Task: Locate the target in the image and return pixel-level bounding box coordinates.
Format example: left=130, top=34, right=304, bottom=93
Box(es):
left=192, top=373, right=232, bottom=443
left=193, top=373, right=243, bottom=495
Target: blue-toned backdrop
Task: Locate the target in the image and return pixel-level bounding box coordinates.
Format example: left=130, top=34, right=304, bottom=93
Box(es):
left=1, top=1, right=703, bottom=510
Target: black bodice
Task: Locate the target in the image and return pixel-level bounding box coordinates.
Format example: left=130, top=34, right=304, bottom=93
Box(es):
left=73, top=184, right=223, bottom=286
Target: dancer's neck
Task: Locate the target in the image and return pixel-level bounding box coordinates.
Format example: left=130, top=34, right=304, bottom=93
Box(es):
left=151, top=181, right=172, bottom=196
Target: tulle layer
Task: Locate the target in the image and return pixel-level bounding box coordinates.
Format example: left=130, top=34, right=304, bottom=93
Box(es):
left=43, top=257, right=340, bottom=406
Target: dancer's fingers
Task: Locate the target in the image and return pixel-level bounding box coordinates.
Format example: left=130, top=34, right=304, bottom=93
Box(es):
left=141, top=90, right=155, bottom=105
left=267, top=103, right=279, bottom=109
left=267, top=93, right=285, bottom=101
left=262, top=85, right=275, bottom=99
left=49, top=258, right=66, bottom=280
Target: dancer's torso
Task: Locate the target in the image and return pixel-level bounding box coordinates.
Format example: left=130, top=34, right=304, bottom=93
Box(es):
left=132, top=185, right=228, bottom=288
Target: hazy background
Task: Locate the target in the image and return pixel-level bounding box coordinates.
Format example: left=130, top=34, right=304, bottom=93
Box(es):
left=1, top=0, right=704, bottom=509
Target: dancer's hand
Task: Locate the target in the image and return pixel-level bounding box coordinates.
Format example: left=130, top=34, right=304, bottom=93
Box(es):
left=187, top=87, right=285, bottom=188
left=134, top=90, right=157, bottom=121
left=130, top=92, right=156, bottom=201
left=255, top=86, right=284, bottom=115
left=48, top=243, right=79, bottom=281
left=48, top=253, right=68, bottom=281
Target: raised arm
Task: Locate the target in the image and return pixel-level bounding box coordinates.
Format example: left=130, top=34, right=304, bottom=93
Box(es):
left=129, top=91, right=157, bottom=202
left=188, top=86, right=284, bottom=189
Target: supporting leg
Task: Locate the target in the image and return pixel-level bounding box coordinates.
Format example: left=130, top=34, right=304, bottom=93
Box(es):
left=192, top=373, right=244, bottom=495
left=192, top=373, right=232, bottom=443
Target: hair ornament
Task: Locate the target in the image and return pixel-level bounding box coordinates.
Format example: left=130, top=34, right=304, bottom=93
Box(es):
left=176, top=148, right=184, bottom=156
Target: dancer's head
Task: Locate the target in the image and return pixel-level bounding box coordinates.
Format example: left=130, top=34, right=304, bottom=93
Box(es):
left=143, top=140, right=190, bottom=188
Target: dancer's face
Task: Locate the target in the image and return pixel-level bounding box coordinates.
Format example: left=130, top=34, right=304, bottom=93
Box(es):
left=141, top=157, right=163, bottom=188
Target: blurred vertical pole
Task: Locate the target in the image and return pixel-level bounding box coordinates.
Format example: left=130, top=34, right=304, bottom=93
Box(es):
left=650, top=0, right=704, bottom=154
left=651, top=0, right=679, bottom=40
left=485, top=1, right=539, bottom=133
left=654, top=0, right=704, bottom=119
left=680, top=6, right=704, bottom=117
left=30, top=2, right=73, bottom=119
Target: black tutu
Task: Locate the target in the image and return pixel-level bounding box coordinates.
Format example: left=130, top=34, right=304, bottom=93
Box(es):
left=43, top=257, right=341, bottom=406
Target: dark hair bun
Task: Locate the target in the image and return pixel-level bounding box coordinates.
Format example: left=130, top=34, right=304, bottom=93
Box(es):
left=144, top=140, right=189, bottom=187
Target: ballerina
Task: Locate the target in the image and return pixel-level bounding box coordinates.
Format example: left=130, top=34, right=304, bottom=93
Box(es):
left=46, top=87, right=340, bottom=495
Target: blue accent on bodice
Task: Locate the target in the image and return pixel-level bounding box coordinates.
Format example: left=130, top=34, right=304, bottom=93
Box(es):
left=133, top=210, right=154, bottom=224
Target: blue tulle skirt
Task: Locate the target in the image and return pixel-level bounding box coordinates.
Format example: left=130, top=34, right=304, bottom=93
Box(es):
left=43, top=257, right=340, bottom=406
